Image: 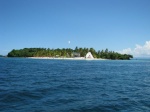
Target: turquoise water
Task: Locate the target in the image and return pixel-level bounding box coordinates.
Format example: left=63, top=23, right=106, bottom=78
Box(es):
left=0, top=58, right=150, bottom=112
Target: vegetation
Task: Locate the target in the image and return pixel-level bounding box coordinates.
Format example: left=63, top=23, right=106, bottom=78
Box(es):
left=0, top=55, right=4, bottom=57
left=7, top=47, right=133, bottom=60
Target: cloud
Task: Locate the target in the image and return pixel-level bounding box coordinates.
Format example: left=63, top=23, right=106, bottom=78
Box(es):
left=119, top=41, right=150, bottom=57
left=68, top=41, right=71, bottom=44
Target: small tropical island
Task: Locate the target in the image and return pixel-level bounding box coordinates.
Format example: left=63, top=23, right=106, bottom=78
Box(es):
left=0, top=55, right=5, bottom=57
left=7, top=47, right=133, bottom=60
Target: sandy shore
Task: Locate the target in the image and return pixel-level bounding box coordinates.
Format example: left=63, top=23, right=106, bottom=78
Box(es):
left=28, top=57, right=107, bottom=60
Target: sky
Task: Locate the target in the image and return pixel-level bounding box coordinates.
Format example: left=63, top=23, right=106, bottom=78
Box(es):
left=0, top=0, right=150, bottom=57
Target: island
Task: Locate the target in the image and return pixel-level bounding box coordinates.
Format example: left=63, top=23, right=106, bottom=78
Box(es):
left=0, top=55, right=5, bottom=57
left=7, top=47, right=133, bottom=60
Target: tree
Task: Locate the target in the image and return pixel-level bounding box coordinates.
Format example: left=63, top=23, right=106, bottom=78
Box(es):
left=7, top=47, right=133, bottom=60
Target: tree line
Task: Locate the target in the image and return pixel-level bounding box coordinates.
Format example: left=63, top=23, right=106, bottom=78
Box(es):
left=7, top=47, right=133, bottom=60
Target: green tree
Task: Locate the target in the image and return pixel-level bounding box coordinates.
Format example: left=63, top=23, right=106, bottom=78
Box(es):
left=7, top=47, right=133, bottom=60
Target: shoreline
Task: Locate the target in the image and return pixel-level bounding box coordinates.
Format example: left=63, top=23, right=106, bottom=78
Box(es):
left=28, top=57, right=107, bottom=60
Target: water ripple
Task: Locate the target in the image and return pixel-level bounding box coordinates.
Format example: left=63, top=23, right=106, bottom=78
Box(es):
left=0, top=58, right=150, bottom=112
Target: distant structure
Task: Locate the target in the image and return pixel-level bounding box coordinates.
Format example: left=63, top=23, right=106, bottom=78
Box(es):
left=85, top=52, right=94, bottom=59
left=71, top=52, right=80, bottom=57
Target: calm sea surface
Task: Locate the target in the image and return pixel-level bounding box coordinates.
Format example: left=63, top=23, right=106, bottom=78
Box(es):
left=0, top=57, right=150, bottom=112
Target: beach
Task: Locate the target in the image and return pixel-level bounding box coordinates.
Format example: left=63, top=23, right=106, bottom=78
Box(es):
left=28, top=57, right=107, bottom=60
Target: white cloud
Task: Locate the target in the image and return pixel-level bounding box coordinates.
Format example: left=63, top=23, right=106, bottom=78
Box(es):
left=119, top=48, right=132, bottom=54
left=68, top=41, right=71, bottom=44
left=119, top=41, right=150, bottom=57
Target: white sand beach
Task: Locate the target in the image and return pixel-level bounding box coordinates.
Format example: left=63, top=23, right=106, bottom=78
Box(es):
left=28, top=57, right=107, bottom=60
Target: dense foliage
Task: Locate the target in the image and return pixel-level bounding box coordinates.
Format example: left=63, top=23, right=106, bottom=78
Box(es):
left=7, top=47, right=133, bottom=60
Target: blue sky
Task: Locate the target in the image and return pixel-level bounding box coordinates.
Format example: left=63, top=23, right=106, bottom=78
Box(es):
left=0, top=0, right=150, bottom=56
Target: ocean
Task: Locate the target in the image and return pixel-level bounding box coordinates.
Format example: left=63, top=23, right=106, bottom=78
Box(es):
left=0, top=57, right=150, bottom=112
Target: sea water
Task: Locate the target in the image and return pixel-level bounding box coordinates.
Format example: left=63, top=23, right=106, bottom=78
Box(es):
left=0, top=57, right=150, bottom=112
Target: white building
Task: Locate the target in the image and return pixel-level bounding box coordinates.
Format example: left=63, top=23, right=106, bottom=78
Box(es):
left=85, top=52, right=94, bottom=59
